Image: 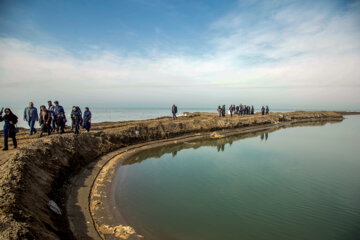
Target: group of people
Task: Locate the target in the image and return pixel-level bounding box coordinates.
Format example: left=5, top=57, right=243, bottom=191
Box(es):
left=23, top=101, right=92, bottom=136
left=217, top=105, right=270, bottom=117
left=0, top=101, right=92, bottom=151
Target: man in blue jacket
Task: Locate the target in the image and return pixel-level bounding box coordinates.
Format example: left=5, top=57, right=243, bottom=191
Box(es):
left=24, top=102, right=38, bottom=135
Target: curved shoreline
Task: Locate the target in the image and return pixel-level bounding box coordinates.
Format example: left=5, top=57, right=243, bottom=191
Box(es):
left=0, top=111, right=345, bottom=239
left=88, top=119, right=343, bottom=239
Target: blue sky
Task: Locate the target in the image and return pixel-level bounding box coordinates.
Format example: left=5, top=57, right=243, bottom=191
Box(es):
left=0, top=0, right=360, bottom=109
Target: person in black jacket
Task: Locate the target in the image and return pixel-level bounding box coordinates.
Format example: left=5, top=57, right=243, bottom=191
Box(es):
left=72, top=106, right=83, bottom=134
left=172, top=104, right=178, bottom=120
left=82, top=107, right=92, bottom=132
left=0, top=108, right=18, bottom=151
left=39, top=105, right=52, bottom=137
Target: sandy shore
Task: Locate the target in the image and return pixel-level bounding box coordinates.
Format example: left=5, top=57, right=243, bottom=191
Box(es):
left=0, top=111, right=346, bottom=239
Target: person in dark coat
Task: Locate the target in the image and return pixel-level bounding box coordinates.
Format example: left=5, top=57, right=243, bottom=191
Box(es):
left=71, top=106, right=82, bottom=134
left=222, top=105, right=226, bottom=117
left=0, top=108, right=18, bottom=151
left=82, top=107, right=92, bottom=132
left=53, top=101, right=66, bottom=134
left=24, top=102, right=38, bottom=135
left=251, top=105, right=254, bottom=114
left=266, top=105, right=269, bottom=115
left=171, top=104, right=178, bottom=120
left=39, top=105, right=52, bottom=137
left=48, top=101, right=56, bottom=132
left=261, top=106, right=265, bottom=115
left=229, top=105, right=233, bottom=117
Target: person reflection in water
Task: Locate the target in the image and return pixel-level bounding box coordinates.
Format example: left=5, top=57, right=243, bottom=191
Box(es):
left=260, top=133, right=265, bottom=141
left=216, top=144, right=226, bottom=152
left=265, top=132, right=268, bottom=141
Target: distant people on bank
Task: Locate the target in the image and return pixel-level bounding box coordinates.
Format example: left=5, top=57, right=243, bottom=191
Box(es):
left=71, top=106, right=82, bottom=134
left=82, top=107, right=92, bottom=132
left=0, top=108, right=18, bottom=151
left=217, top=106, right=221, bottom=117
left=39, top=105, right=52, bottom=137
left=24, top=102, right=38, bottom=135
left=266, top=105, right=269, bottom=115
left=222, top=105, right=226, bottom=117
left=48, top=101, right=56, bottom=132
left=53, top=101, right=66, bottom=134
left=172, top=104, right=178, bottom=120
left=251, top=105, right=254, bottom=114
left=261, top=106, right=265, bottom=115
left=229, top=105, right=233, bottom=117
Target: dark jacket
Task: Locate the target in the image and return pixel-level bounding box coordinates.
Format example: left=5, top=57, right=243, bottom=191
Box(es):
left=39, top=109, right=52, bottom=125
left=83, top=110, right=91, bottom=122
left=0, top=110, right=18, bottom=138
left=72, top=107, right=82, bottom=124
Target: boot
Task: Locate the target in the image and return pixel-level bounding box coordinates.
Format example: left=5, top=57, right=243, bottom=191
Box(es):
left=2, top=138, right=8, bottom=151
left=12, top=137, right=17, bottom=149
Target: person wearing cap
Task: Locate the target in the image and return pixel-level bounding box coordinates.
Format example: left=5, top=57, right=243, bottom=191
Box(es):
left=24, top=102, right=38, bottom=135
left=53, top=101, right=66, bottom=134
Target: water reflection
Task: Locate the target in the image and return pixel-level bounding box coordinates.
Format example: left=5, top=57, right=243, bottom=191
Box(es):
left=122, top=120, right=340, bottom=166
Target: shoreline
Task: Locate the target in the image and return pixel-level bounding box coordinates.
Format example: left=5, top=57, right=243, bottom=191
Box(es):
left=88, top=119, right=343, bottom=240
left=0, top=111, right=346, bottom=239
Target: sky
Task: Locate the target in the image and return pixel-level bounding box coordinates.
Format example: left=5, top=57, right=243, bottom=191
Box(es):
left=0, top=0, right=360, bottom=110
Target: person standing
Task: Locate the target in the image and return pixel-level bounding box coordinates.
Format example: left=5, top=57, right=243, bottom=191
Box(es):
left=261, top=106, right=265, bottom=115
left=266, top=105, right=269, bottom=115
left=229, top=105, right=233, bottom=117
left=39, top=105, right=52, bottom=137
left=251, top=105, right=254, bottom=114
left=24, top=102, right=38, bottom=135
left=48, top=101, right=56, bottom=132
left=0, top=108, right=18, bottom=151
left=217, top=106, right=221, bottom=117
left=53, top=101, right=66, bottom=134
left=71, top=106, right=82, bottom=134
left=172, top=104, right=178, bottom=120
left=222, top=105, right=226, bottom=117
left=82, top=107, right=92, bottom=132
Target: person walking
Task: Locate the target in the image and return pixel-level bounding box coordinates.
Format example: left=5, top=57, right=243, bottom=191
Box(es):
left=261, top=106, right=265, bottom=115
left=0, top=108, right=18, bottom=151
left=39, top=105, right=52, bottom=137
left=47, top=100, right=56, bottom=132
left=24, top=102, right=38, bottom=135
left=53, top=101, right=66, bottom=134
left=172, top=104, right=178, bottom=120
left=229, top=105, right=233, bottom=117
left=71, top=106, right=82, bottom=134
left=266, top=105, right=269, bottom=115
left=82, top=107, right=92, bottom=132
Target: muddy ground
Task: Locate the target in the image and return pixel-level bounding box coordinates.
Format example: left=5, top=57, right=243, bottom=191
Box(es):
left=0, top=111, right=344, bottom=239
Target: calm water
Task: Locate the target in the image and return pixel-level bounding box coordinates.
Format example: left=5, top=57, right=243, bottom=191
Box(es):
left=113, top=116, right=360, bottom=240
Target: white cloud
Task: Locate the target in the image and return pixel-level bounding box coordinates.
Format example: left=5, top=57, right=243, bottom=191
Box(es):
left=0, top=1, right=359, bottom=108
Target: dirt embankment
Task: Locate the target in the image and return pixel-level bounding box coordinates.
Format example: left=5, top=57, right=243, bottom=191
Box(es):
left=0, top=111, right=343, bottom=239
